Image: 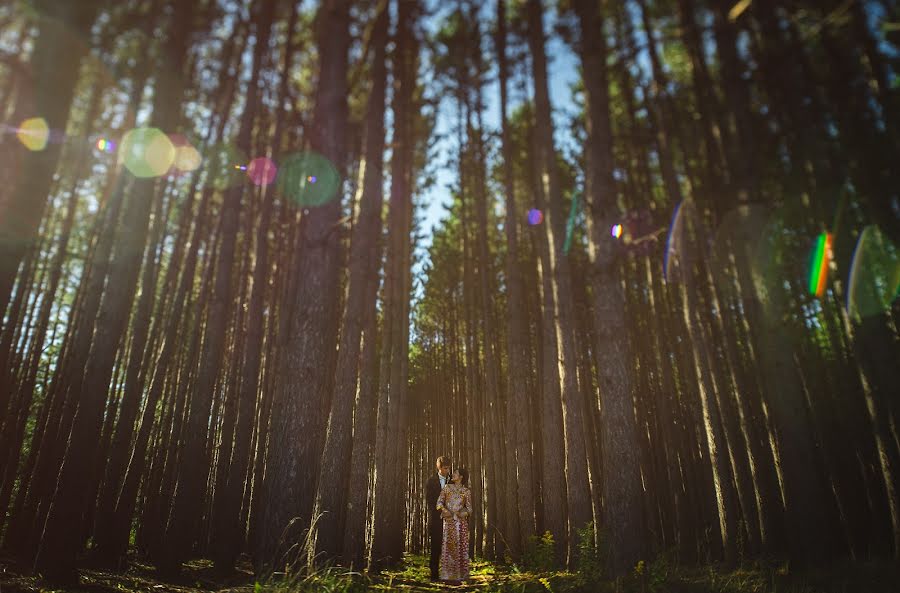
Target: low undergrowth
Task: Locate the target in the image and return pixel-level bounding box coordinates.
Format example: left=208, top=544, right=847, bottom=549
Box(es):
left=1, top=547, right=898, bottom=593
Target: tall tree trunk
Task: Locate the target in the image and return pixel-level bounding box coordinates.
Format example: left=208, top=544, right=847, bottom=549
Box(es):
left=341, top=263, right=383, bottom=568
left=572, top=0, right=644, bottom=575
left=369, top=0, right=418, bottom=570
left=33, top=2, right=194, bottom=578
left=33, top=147, right=163, bottom=581
left=257, top=0, right=351, bottom=572
left=91, top=19, right=247, bottom=568
left=311, top=0, right=389, bottom=564
left=0, top=0, right=104, bottom=312
left=159, top=0, right=274, bottom=573
left=497, top=0, right=535, bottom=557
left=464, top=11, right=509, bottom=558
left=525, top=0, right=592, bottom=568
left=92, top=169, right=202, bottom=563
left=0, top=75, right=102, bottom=519
left=209, top=0, right=292, bottom=573
left=526, top=112, right=567, bottom=559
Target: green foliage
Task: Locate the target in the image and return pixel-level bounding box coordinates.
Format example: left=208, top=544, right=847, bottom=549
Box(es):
left=2, top=549, right=899, bottom=593
left=254, top=565, right=369, bottom=593
left=574, top=522, right=603, bottom=586
left=523, top=531, right=556, bottom=573
left=638, top=552, right=674, bottom=592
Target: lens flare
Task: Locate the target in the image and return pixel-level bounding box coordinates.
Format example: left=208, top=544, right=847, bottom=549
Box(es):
left=847, top=225, right=900, bottom=320
left=563, top=191, right=580, bottom=254
left=277, top=151, right=340, bottom=207
left=664, top=200, right=700, bottom=283
left=527, top=209, right=543, bottom=226
left=611, top=224, right=623, bottom=239
left=203, top=142, right=249, bottom=190
left=16, top=118, right=49, bottom=151
left=145, top=134, right=175, bottom=175
left=808, top=232, right=832, bottom=298
left=120, top=128, right=175, bottom=178
left=96, top=138, right=116, bottom=153
left=165, top=134, right=200, bottom=176
left=174, top=145, right=202, bottom=172
left=248, top=157, right=277, bottom=186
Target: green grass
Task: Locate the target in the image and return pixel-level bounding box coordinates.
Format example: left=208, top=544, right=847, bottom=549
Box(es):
left=2, top=552, right=898, bottom=593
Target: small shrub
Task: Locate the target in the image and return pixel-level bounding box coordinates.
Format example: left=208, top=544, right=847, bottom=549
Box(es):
left=631, top=552, right=674, bottom=593
left=523, top=531, right=556, bottom=573
left=575, top=522, right=604, bottom=586
left=646, top=552, right=671, bottom=592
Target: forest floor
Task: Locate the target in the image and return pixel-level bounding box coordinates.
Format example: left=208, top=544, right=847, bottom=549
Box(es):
left=2, top=552, right=900, bottom=593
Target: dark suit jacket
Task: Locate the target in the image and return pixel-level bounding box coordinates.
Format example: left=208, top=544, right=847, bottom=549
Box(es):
left=426, top=474, right=444, bottom=535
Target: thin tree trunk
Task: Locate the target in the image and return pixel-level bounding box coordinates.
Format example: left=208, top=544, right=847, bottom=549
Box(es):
left=497, top=0, right=534, bottom=557
left=311, top=0, right=389, bottom=565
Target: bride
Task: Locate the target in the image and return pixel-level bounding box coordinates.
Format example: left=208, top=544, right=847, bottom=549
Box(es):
left=435, top=467, right=472, bottom=584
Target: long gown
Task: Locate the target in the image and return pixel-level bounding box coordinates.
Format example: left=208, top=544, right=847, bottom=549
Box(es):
left=436, top=483, right=471, bottom=581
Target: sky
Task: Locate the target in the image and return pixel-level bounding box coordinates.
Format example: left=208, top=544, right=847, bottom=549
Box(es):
left=413, top=2, right=582, bottom=295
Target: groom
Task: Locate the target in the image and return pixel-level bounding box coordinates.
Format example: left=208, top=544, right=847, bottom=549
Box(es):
left=426, top=456, right=452, bottom=581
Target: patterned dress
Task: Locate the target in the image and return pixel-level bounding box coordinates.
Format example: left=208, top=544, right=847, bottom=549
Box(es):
left=436, top=484, right=472, bottom=581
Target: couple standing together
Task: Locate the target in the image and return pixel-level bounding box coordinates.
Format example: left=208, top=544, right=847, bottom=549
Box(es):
left=425, top=456, right=472, bottom=584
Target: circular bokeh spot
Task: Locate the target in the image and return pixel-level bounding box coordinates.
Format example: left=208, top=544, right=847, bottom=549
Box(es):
left=166, top=134, right=197, bottom=177
left=120, top=127, right=175, bottom=178
left=248, top=157, right=277, bottom=186
left=175, top=145, right=202, bottom=173
left=847, top=225, right=900, bottom=320
left=276, top=151, right=340, bottom=207
left=527, top=208, right=543, bottom=226
left=17, top=118, right=49, bottom=151
left=202, top=142, right=249, bottom=190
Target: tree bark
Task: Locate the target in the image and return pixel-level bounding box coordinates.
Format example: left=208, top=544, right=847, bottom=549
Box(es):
left=525, top=0, right=592, bottom=568
left=33, top=1, right=195, bottom=580
left=257, top=0, right=351, bottom=573
left=0, top=0, right=104, bottom=312
left=572, top=0, right=644, bottom=575
left=497, top=0, right=535, bottom=557
left=369, top=0, right=418, bottom=570
left=311, top=0, right=389, bottom=565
